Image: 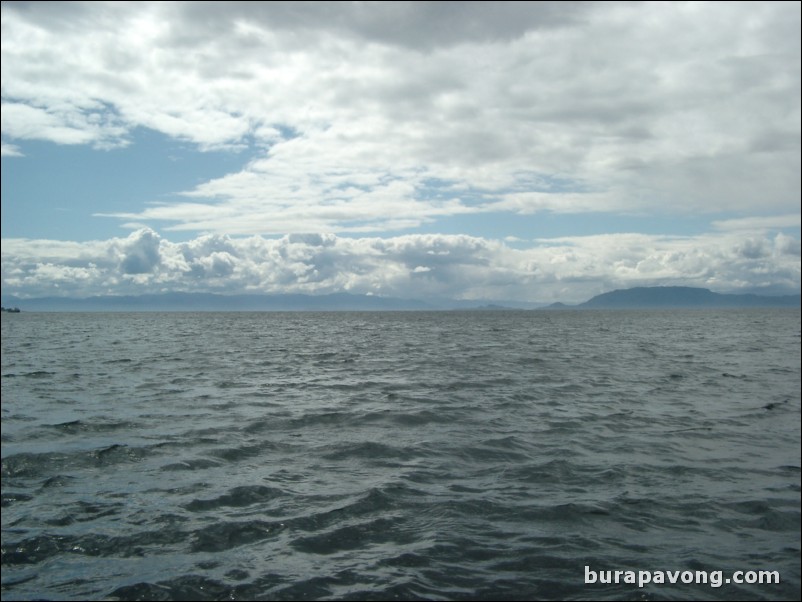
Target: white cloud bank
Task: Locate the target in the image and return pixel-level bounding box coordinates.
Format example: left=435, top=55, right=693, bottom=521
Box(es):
left=2, top=1, right=800, bottom=234
left=2, top=228, right=799, bottom=303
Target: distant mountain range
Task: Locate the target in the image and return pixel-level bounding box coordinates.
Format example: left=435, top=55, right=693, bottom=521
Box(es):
left=544, top=286, right=801, bottom=309
left=1, top=286, right=799, bottom=312
left=0, top=292, right=540, bottom=312
left=0, top=292, right=432, bottom=312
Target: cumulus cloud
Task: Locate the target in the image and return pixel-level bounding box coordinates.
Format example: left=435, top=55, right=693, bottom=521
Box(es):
left=2, top=228, right=798, bottom=303
left=117, top=228, right=162, bottom=274
left=2, top=1, right=799, bottom=235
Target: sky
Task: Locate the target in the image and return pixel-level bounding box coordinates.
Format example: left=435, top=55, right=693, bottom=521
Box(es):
left=1, top=1, right=800, bottom=304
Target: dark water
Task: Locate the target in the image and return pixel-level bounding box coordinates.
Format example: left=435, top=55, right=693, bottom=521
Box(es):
left=1, top=309, right=800, bottom=601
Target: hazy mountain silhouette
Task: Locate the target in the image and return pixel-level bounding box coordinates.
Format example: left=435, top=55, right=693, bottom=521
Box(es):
left=3, top=286, right=799, bottom=312
left=0, top=292, right=544, bottom=312
left=544, top=286, right=800, bottom=309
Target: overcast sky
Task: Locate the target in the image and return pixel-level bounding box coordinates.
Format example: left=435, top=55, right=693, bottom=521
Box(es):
left=1, top=1, right=799, bottom=303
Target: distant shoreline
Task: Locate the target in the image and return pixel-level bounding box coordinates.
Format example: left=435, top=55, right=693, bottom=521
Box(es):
left=2, top=286, right=799, bottom=312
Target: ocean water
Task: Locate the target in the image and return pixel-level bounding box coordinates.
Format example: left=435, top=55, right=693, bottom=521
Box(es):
left=1, top=309, right=800, bottom=601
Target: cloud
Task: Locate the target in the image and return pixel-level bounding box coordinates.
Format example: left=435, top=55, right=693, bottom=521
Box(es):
left=712, top=214, right=802, bottom=232
left=1, top=141, right=23, bottom=157
left=2, top=228, right=798, bottom=303
left=2, top=1, right=799, bottom=235
left=0, top=101, right=128, bottom=148
left=173, top=1, right=594, bottom=50
left=118, top=228, right=162, bottom=274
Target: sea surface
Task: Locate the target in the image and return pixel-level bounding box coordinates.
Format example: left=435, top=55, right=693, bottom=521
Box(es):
left=1, top=309, right=800, bottom=601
